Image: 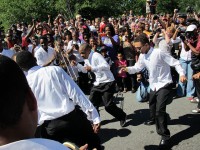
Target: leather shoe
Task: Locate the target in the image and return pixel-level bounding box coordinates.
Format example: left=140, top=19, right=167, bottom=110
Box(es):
left=144, top=120, right=155, bottom=125
left=120, top=114, right=127, bottom=127
left=159, top=139, right=170, bottom=149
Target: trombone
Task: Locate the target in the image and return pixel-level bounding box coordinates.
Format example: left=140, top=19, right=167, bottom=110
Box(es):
left=54, top=41, right=78, bottom=82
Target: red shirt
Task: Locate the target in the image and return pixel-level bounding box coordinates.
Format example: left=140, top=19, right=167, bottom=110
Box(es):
left=196, top=35, right=200, bottom=52
left=115, top=59, right=127, bottom=78
left=7, top=41, right=14, bottom=49
left=22, top=36, right=29, bottom=48
left=100, top=22, right=106, bottom=33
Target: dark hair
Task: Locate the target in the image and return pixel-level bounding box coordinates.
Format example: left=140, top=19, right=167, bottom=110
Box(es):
left=0, top=55, right=29, bottom=129
left=105, top=23, right=115, bottom=36
left=16, top=51, right=37, bottom=71
left=39, top=35, right=48, bottom=42
left=134, top=33, right=150, bottom=45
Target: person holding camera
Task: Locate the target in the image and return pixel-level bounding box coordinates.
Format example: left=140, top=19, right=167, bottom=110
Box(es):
left=66, top=31, right=84, bottom=63
left=172, top=23, right=196, bottom=99
left=181, top=24, right=200, bottom=113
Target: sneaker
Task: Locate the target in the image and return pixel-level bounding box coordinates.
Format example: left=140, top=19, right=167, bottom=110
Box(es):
left=189, top=97, right=199, bottom=103
left=192, top=108, right=200, bottom=113
left=120, top=115, right=127, bottom=127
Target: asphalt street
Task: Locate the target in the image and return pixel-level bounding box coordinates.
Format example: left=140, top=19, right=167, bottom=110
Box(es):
left=98, top=92, right=200, bottom=150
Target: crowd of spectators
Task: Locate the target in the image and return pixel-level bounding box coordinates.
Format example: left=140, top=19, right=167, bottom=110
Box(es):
left=0, top=1, right=200, bottom=149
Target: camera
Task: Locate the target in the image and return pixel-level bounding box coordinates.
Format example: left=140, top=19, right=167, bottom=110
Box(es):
left=186, top=6, right=194, bottom=14
left=153, top=28, right=161, bottom=35
left=177, top=26, right=186, bottom=33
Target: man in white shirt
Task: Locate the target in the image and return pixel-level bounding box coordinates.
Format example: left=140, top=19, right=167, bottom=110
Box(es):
left=15, top=51, right=101, bottom=150
left=34, top=36, right=56, bottom=66
left=122, top=34, right=186, bottom=149
left=77, top=43, right=127, bottom=127
left=0, top=41, right=15, bottom=58
left=0, top=55, right=89, bottom=150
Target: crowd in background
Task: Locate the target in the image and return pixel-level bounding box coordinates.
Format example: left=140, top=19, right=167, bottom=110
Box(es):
left=0, top=5, right=200, bottom=106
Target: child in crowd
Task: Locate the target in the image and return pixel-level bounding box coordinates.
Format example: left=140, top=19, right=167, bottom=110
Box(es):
left=89, top=37, right=100, bottom=52
left=100, top=46, right=112, bottom=66
left=115, top=53, right=128, bottom=93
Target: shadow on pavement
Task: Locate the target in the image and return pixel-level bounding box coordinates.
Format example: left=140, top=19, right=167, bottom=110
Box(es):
left=99, top=128, right=131, bottom=144
left=101, top=109, right=150, bottom=126
left=168, top=114, right=200, bottom=149
left=126, top=109, right=150, bottom=126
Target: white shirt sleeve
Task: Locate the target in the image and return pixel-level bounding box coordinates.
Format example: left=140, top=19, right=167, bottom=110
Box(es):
left=171, top=37, right=181, bottom=44
left=77, top=63, right=88, bottom=73
left=127, top=54, right=145, bottom=74
left=35, top=51, right=45, bottom=66
left=91, top=53, right=111, bottom=72
left=61, top=69, right=101, bottom=124
left=160, top=51, right=185, bottom=76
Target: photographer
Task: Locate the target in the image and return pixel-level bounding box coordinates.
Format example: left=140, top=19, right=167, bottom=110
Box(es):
left=172, top=24, right=196, bottom=99
left=181, top=24, right=200, bottom=112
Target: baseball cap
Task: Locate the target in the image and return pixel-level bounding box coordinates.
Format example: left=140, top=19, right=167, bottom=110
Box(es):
left=186, top=24, right=197, bottom=32
left=177, top=13, right=187, bottom=18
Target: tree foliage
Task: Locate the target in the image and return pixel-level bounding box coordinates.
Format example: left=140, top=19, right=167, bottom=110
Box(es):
left=0, top=0, right=199, bottom=29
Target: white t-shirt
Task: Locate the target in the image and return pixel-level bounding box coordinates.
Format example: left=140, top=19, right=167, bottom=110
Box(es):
left=34, top=46, right=56, bottom=66
left=0, top=138, right=69, bottom=150
left=28, top=44, right=40, bottom=54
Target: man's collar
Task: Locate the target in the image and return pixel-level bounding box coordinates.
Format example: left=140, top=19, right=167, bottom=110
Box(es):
left=27, top=66, right=42, bottom=75
left=88, top=50, right=94, bottom=60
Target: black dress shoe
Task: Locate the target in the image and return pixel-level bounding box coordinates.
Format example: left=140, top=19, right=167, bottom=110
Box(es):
left=144, top=120, right=155, bottom=125
left=120, top=114, right=127, bottom=127
left=159, top=139, right=170, bottom=149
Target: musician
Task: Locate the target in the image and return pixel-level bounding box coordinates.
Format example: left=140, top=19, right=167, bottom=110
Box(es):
left=34, top=36, right=56, bottom=67
left=77, top=43, right=127, bottom=127
left=0, top=55, right=89, bottom=150
left=15, top=51, right=102, bottom=150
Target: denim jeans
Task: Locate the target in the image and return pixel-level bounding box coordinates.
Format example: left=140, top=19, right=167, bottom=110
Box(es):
left=177, top=58, right=195, bottom=97
left=136, top=82, right=150, bottom=102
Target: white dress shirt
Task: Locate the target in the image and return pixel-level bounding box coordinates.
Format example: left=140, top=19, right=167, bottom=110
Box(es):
left=127, top=47, right=185, bottom=91
left=34, top=46, right=56, bottom=66
left=1, top=49, right=16, bottom=58
left=26, top=66, right=100, bottom=125
left=77, top=51, right=115, bottom=86
left=0, top=138, right=69, bottom=150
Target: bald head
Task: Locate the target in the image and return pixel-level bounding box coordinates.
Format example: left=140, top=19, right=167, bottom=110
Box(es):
left=79, top=43, right=91, bottom=59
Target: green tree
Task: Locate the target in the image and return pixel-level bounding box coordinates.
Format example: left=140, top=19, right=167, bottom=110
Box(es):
left=0, top=0, right=199, bottom=30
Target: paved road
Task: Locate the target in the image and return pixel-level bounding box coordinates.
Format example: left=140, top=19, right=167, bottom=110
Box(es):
left=98, top=92, right=200, bottom=150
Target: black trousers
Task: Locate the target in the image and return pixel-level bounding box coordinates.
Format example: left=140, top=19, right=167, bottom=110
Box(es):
left=149, top=83, right=174, bottom=140
left=116, top=77, right=127, bottom=89
left=127, top=60, right=137, bottom=89
left=35, top=108, right=101, bottom=150
left=89, top=81, right=126, bottom=121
